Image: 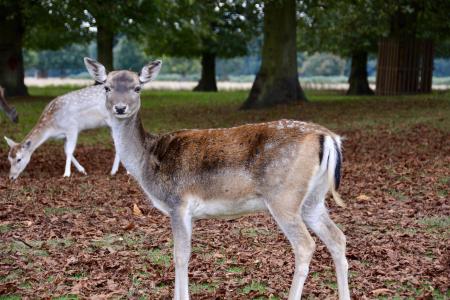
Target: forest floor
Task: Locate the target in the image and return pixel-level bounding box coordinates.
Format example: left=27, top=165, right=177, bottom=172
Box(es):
left=0, top=89, right=449, bottom=299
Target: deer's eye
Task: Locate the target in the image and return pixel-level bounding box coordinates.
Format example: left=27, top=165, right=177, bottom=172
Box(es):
left=134, top=86, right=141, bottom=93
left=17, top=158, right=21, bottom=162
left=104, top=86, right=111, bottom=92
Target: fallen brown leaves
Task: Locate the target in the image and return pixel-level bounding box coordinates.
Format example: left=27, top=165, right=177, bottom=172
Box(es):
left=0, top=124, right=449, bottom=299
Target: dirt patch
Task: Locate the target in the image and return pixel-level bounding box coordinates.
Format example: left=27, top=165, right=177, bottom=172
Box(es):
left=0, top=124, right=449, bottom=299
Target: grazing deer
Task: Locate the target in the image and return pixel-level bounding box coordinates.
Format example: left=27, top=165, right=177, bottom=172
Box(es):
left=84, top=57, right=350, bottom=300
left=0, top=86, right=19, bottom=123
left=4, top=68, right=121, bottom=180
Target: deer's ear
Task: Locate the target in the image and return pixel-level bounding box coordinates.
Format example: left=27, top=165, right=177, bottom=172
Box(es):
left=84, top=57, right=107, bottom=83
left=139, top=60, right=162, bottom=84
left=4, top=136, right=17, bottom=148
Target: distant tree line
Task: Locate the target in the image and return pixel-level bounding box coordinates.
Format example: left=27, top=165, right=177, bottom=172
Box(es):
left=23, top=38, right=359, bottom=79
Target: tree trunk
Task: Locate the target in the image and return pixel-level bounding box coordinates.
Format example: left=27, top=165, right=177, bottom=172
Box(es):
left=0, top=4, right=28, bottom=97
left=242, top=0, right=305, bottom=109
left=347, top=51, right=373, bottom=95
left=97, top=24, right=114, bottom=71
left=193, top=52, right=217, bottom=92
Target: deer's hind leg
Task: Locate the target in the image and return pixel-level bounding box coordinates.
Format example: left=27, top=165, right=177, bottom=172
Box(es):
left=302, top=181, right=350, bottom=300
left=265, top=194, right=316, bottom=300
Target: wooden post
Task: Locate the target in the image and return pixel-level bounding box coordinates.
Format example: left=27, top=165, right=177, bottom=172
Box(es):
left=376, top=38, right=433, bottom=95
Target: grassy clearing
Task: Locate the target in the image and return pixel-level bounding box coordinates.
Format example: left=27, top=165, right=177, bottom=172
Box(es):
left=1, top=87, right=449, bottom=149
left=1, top=87, right=449, bottom=298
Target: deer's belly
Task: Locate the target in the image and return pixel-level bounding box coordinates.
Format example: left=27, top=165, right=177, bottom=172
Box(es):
left=188, top=196, right=268, bottom=220
left=76, top=109, right=108, bottom=130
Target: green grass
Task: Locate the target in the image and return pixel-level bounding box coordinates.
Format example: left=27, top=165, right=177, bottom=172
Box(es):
left=146, top=248, right=172, bottom=267
left=242, top=281, right=267, bottom=294
left=376, top=283, right=450, bottom=300
left=0, top=223, right=12, bottom=233
left=51, top=295, right=79, bottom=300
left=417, top=216, right=450, bottom=231
left=190, top=282, right=218, bottom=294
left=241, top=228, right=273, bottom=238
left=0, top=296, right=21, bottom=300
left=43, top=206, right=79, bottom=216
left=2, top=87, right=449, bottom=151
left=226, top=266, right=244, bottom=273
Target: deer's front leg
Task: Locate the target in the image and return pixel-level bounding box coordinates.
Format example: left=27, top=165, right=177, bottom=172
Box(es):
left=171, top=209, right=192, bottom=300
left=64, top=132, right=85, bottom=177
left=110, top=150, right=120, bottom=175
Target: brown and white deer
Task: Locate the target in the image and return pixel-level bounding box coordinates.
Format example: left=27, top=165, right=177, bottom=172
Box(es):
left=85, top=57, right=350, bottom=300
left=0, top=86, right=19, bottom=123
left=5, top=61, right=121, bottom=180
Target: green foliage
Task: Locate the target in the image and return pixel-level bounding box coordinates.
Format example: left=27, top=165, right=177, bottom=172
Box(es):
left=298, top=0, right=388, bottom=56
left=300, top=53, right=346, bottom=76
left=0, top=0, right=87, bottom=58
left=113, top=37, right=148, bottom=72
left=63, top=0, right=158, bottom=37
left=161, top=56, right=201, bottom=78
left=142, top=0, right=261, bottom=58
left=25, top=44, right=90, bottom=74
left=298, top=0, right=450, bottom=57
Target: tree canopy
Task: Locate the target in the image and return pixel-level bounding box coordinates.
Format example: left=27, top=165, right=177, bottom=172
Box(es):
left=141, top=0, right=261, bottom=91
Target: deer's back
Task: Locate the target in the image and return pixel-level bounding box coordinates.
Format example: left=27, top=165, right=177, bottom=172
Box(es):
left=148, top=120, right=335, bottom=201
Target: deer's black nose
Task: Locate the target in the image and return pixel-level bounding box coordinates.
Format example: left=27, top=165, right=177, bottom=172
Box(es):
left=114, top=105, right=127, bottom=115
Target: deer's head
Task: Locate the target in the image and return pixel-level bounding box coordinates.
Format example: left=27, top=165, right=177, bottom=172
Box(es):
left=4, top=137, right=32, bottom=180
left=84, top=57, right=162, bottom=119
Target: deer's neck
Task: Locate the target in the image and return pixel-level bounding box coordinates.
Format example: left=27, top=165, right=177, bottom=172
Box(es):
left=110, top=113, right=158, bottom=179
left=110, top=113, right=171, bottom=213
left=22, top=126, right=52, bottom=154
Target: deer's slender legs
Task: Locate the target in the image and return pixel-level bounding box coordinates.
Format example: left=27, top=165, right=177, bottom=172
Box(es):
left=303, top=201, right=350, bottom=300
left=171, top=210, right=192, bottom=300
left=71, top=156, right=87, bottom=175
left=266, top=200, right=316, bottom=300
left=64, top=132, right=85, bottom=177
left=110, top=151, right=120, bottom=175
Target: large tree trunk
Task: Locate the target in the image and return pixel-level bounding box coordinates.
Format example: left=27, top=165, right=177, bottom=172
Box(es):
left=347, top=51, right=373, bottom=95
left=193, top=52, right=217, bottom=92
left=97, top=24, right=114, bottom=71
left=242, top=0, right=305, bottom=109
left=0, top=4, right=28, bottom=97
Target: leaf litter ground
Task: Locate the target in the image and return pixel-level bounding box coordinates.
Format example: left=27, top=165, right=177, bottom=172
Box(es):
left=0, top=101, right=449, bottom=299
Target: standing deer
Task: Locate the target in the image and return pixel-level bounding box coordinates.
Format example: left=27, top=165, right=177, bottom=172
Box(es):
left=4, top=64, right=121, bottom=180
left=0, top=86, right=19, bottom=123
left=84, top=57, right=350, bottom=300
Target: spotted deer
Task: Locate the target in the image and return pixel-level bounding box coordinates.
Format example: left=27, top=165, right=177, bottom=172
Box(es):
left=0, top=86, right=19, bottom=123
left=4, top=64, right=121, bottom=180
left=84, top=57, right=350, bottom=300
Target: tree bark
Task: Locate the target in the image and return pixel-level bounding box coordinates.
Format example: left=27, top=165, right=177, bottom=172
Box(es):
left=97, top=24, right=114, bottom=71
left=347, top=51, right=373, bottom=95
left=242, top=0, right=305, bottom=109
left=0, top=4, right=28, bottom=97
left=193, top=52, right=218, bottom=92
